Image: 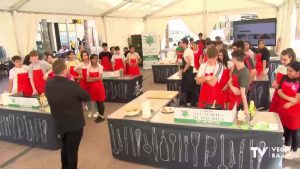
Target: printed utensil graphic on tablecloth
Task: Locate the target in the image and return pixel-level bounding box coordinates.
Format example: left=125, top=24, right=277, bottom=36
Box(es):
left=249, top=139, right=254, bottom=169
left=191, top=132, right=200, bottom=167
left=218, top=135, right=228, bottom=169
left=159, top=130, right=170, bottom=161
left=110, top=124, right=119, bottom=154
left=204, top=136, right=217, bottom=167
left=124, top=127, right=129, bottom=155
left=143, top=133, right=152, bottom=154
left=129, top=128, right=136, bottom=157
left=152, top=127, right=159, bottom=162
left=256, top=141, right=266, bottom=169
left=134, top=129, right=142, bottom=157
left=184, top=136, right=189, bottom=162
left=116, top=129, right=123, bottom=152
left=169, top=133, right=176, bottom=161
left=179, top=133, right=183, bottom=162
left=239, top=139, right=246, bottom=169
left=229, top=140, right=236, bottom=168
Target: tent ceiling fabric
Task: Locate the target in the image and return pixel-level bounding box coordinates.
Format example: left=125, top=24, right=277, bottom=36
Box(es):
left=0, top=0, right=284, bottom=18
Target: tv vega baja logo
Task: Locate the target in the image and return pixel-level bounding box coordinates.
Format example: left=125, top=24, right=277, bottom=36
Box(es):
left=251, top=147, right=284, bottom=158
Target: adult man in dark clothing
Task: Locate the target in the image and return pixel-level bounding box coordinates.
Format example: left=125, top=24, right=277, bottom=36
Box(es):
left=45, top=59, right=90, bottom=169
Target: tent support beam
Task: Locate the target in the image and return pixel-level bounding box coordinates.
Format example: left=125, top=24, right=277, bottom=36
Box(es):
left=101, top=0, right=133, bottom=17
left=246, top=0, right=278, bottom=8
left=9, top=0, right=30, bottom=11
left=131, top=0, right=162, bottom=7
left=143, top=0, right=182, bottom=19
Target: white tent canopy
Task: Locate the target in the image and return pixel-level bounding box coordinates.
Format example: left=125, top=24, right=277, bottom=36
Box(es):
left=0, top=0, right=298, bottom=57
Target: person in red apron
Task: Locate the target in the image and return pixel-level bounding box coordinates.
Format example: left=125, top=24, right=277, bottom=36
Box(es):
left=28, top=50, right=52, bottom=95
left=270, top=48, right=296, bottom=112
left=75, top=51, right=91, bottom=93
left=191, top=42, right=201, bottom=71
left=217, top=48, right=233, bottom=109
left=228, top=50, right=250, bottom=114
left=87, top=54, right=106, bottom=123
left=277, top=61, right=300, bottom=159
left=66, top=51, right=80, bottom=81
left=112, top=46, right=125, bottom=71
left=8, top=56, right=33, bottom=97
left=176, top=41, right=184, bottom=64
left=256, top=39, right=270, bottom=76
left=127, top=45, right=141, bottom=75
left=201, top=40, right=213, bottom=63
left=99, top=43, right=113, bottom=71
left=196, top=46, right=223, bottom=108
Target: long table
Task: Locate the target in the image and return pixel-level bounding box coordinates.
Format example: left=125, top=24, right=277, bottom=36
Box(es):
left=107, top=91, right=283, bottom=169
left=102, top=75, right=143, bottom=103
left=0, top=106, right=60, bottom=150
left=152, top=64, right=180, bottom=84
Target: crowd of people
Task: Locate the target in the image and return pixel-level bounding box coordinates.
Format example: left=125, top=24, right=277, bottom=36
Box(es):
left=177, top=33, right=300, bottom=160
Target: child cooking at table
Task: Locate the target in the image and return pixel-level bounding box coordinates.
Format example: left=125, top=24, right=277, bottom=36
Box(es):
left=9, top=55, right=32, bottom=96
left=228, top=49, right=250, bottom=114
left=218, top=48, right=234, bottom=109
left=126, top=45, right=141, bottom=75
left=87, top=54, right=106, bottom=123
left=270, top=48, right=296, bottom=113
left=66, top=51, right=80, bottom=81
left=196, top=46, right=223, bottom=108
left=277, top=61, right=300, bottom=159
left=111, top=46, right=125, bottom=71
left=28, top=50, right=52, bottom=95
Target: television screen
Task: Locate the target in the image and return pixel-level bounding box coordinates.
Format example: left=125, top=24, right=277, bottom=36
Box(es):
left=233, top=18, right=277, bottom=46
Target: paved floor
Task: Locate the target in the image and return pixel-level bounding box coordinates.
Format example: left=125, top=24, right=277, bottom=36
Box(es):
left=0, top=70, right=299, bottom=169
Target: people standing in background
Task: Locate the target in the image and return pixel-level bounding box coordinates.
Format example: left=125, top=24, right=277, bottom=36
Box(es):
left=277, top=61, right=300, bottom=159
left=255, top=39, right=270, bottom=75
left=123, top=47, right=129, bottom=59
left=77, top=45, right=85, bottom=61
left=196, top=46, right=223, bottom=108
left=43, top=51, right=51, bottom=61
left=244, top=41, right=255, bottom=64
left=77, top=38, right=82, bottom=46
left=191, top=42, right=201, bottom=71
left=189, top=37, right=194, bottom=44
left=112, top=46, right=125, bottom=71
left=9, top=56, right=32, bottom=96
left=215, top=36, right=221, bottom=43
left=126, top=45, right=141, bottom=75
left=181, top=38, right=197, bottom=107
left=270, top=48, right=296, bottom=113
left=45, top=59, right=90, bottom=169
left=110, top=46, right=116, bottom=55
left=196, top=33, right=205, bottom=60
left=99, top=43, right=113, bottom=71
left=46, top=54, right=55, bottom=65
left=59, top=46, right=69, bottom=54
left=228, top=50, right=250, bottom=113
left=176, top=41, right=184, bottom=64
left=202, top=39, right=214, bottom=64
left=23, top=55, right=31, bottom=66
left=70, top=40, right=76, bottom=51
left=215, top=41, right=224, bottom=51
left=28, top=50, right=52, bottom=95
left=66, top=51, right=80, bottom=81
left=87, top=54, right=106, bottom=123
left=217, top=48, right=233, bottom=109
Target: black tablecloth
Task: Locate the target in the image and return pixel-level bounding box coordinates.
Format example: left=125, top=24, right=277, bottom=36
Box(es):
left=152, top=65, right=179, bottom=84
left=107, top=119, right=282, bottom=169
left=0, top=108, right=60, bottom=150
left=103, top=75, right=143, bottom=103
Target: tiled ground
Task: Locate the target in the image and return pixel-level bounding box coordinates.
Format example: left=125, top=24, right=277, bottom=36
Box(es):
left=0, top=70, right=299, bottom=169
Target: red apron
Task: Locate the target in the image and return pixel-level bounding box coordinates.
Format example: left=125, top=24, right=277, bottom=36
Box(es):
left=128, top=58, right=140, bottom=75
left=277, top=81, right=300, bottom=130
left=194, top=51, right=200, bottom=70
left=114, top=58, right=124, bottom=70
left=198, top=65, right=222, bottom=108
left=88, top=71, right=106, bottom=101
left=79, top=68, right=89, bottom=92
left=33, top=69, right=46, bottom=94
left=69, top=66, right=79, bottom=78
left=270, top=73, right=285, bottom=113
left=229, top=73, right=242, bottom=110
left=255, top=53, right=263, bottom=75
left=17, top=72, right=33, bottom=97
left=218, top=68, right=231, bottom=105
left=101, top=56, right=113, bottom=71
left=176, top=51, right=183, bottom=62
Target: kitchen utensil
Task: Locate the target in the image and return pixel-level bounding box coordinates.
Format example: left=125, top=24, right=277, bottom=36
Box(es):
left=229, top=140, right=236, bottom=168
left=218, top=135, right=228, bottom=169
left=212, top=100, right=216, bottom=109
left=143, top=133, right=152, bottom=154
left=169, top=133, right=176, bottom=160
left=152, top=127, right=159, bottom=162
left=160, top=130, right=170, bottom=161
left=184, top=136, right=188, bottom=162
left=205, top=103, right=222, bottom=110
left=191, top=132, right=200, bottom=167
left=124, top=127, right=129, bottom=155
left=239, top=139, right=246, bottom=169
left=161, top=107, right=174, bottom=114
left=179, top=133, right=183, bottom=162
left=129, top=128, right=136, bottom=157
left=134, top=129, right=142, bottom=157
left=204, top=136, right=217, bottom=167
left=109, top=124, right=119, bottom=154
left=116, top=129, right=123, bottom=152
